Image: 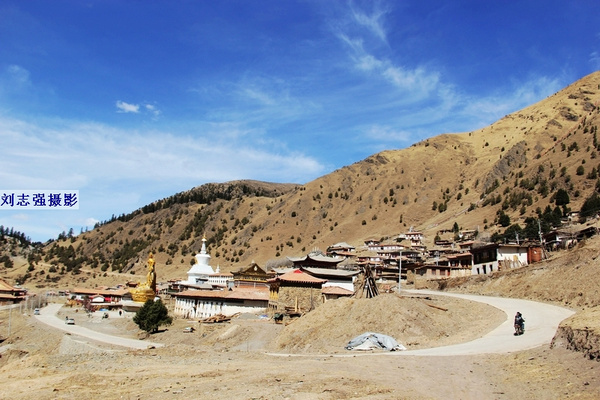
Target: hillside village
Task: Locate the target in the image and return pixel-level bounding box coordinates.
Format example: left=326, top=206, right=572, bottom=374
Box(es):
left=1, top=71, right=600, bottom=316
left=2, top=205, right=598, bottom=325
left=1, top=73, right=600, bottom=400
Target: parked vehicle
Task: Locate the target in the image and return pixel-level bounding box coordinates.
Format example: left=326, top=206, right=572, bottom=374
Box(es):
left=33, top=308, right=40, bottom=315
left=65, top=318, right=75, bottom=325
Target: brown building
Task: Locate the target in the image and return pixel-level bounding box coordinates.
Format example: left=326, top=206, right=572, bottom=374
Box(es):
left=0, top=279, right=27, bottom=305
left=288, top=253, right=344, bottom=269
left=232, top=261, right=271, bottom=287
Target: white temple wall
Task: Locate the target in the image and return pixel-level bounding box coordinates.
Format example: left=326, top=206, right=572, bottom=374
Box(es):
left=174, top=298, right=267, bottom=318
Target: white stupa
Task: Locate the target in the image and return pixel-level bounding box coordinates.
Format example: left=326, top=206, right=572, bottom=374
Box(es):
left=186, top=236, right=215, bottom=284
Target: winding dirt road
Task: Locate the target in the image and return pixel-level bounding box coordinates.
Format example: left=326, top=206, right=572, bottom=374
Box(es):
left=35, top=290, right=574, bottom=355
left=34, top=303, right=164, bottom=350
left=268, top=289, right=575, bottom=357
left=398, top=289, right=575, bottom=356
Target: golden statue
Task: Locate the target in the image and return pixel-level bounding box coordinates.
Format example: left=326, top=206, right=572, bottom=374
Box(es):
left=147, top=252, right=156, bottom=293
left=130, top=252, right=157, bottom=303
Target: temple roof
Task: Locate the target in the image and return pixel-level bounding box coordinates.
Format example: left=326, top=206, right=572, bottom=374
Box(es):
left=302, top=267, right=359, bottom=278
left=287, top=253, right=343, bottom=264
left=267, top=269, right=327, bottom=284
left=176, top=287, right=269, bottom=301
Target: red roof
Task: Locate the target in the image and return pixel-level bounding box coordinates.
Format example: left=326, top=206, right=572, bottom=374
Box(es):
left=71, top=287, right=129, bottom=297
left=268, top=269, right=327, bottom=284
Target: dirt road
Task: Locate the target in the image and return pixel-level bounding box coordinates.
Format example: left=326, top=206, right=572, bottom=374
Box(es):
left=35, top=290, right=573, bottom=356
left=267, top=289, right=574, bottom=358
left=7, top=292, right=597, bottom=400
left=34, top=303, right=163, bottom=350
left=398, top=289, right=575, bottom=356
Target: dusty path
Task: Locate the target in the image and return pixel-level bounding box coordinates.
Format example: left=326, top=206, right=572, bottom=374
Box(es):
left=34, top=303, right=164, bottom=350
left=399, top=289, right=575, bottom=356
left=35, top=290, right=574, bottom=356
left=268, top=289, right=575, bottom=357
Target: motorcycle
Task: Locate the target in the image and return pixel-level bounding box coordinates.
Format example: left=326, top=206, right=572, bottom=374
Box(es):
left=514, top=321, right=525, bottom=335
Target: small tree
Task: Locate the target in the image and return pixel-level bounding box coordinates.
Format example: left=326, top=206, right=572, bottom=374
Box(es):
left=554, top=188, right=570, bottom=206
left=497, top=210, right=511, bottom=227
left=580, top=192, right=600, bottom=219
left=133, top=299, right=173, bottom=334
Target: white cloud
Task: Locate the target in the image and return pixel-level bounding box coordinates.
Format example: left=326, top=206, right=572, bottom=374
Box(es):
left=589, top=51, right=600, bottom=70
left=116, top=101, right=162, bottom=117
left=145, top=104, right=161, bottom=117
left=336, top=12, right=442, bottom=99
left=7, top=65, right=31, bottom=86
left=0, top=113, right=325, bottom=241
left=461, top=75, right=563, bottom=124
left=115, top=100, right=140, bottom=113
left=365, top=125, right=411, bottom=142
left=84, top=217, right=100, bottom=227
left=0, top=113, right=323, bottom=191
left=349, top=2, right=390, bottom=42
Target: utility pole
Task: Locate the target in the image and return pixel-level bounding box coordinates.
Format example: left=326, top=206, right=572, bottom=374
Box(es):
left=538, top=219, right=548, bottom=260
left=398, top=250, right=402, bottom=293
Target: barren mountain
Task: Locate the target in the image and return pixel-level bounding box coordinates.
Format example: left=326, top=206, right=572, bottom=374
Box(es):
left=2, top=71, right=600, bottom=289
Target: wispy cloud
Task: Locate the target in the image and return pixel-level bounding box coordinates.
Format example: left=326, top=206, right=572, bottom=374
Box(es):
left=365, top=124, right=411, bottom=142
left=6, top=65, right=31, bottom=86
left=590, top=51, right=600, bottom=70
left=460, top=75, right=563, bottom=126
left=0, top=64, right=32, bottom=96
left=115, top=100, right=140, bottom=113
left=335, top=7, right=444, bottom=101
left=145, top=104, right=161, bottom=117
left=0, top=112, right=324, bottom=240
left=349, top=2, right=390, bottom=42
left=0, top=113, right=323, bottom=198
left=116, top=100, right=162, bottom=118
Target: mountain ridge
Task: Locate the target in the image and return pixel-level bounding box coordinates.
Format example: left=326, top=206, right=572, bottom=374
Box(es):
left=3, top=71, right=600, bottom=288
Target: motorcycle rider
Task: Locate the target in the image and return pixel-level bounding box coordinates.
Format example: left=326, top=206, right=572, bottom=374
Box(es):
left=514, top=312, right=525, bottom=335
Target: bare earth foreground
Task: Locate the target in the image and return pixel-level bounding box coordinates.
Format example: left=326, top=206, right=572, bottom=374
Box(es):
left=1, top=289, right=599, bottom=400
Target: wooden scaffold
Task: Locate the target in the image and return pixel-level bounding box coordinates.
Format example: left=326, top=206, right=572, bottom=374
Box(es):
left=354, top=265, right=379, bottom=299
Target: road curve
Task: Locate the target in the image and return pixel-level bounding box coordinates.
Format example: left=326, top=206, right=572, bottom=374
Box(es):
left=398, top=290, right=575, bottom=356
left=34, top=303, right=164, bottom=350
left=268, top=290, right=575, bottom=357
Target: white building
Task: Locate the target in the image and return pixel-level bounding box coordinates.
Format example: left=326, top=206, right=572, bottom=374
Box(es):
left=185, top=236, right=215, bottom=284
left=173, top=288, right=269, bottom=319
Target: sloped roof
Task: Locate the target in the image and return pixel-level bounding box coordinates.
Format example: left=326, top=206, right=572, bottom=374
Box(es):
left=321, top=286, right=354, bottom=296
left=235, top=261, right=268, bottom=276
left=268, top=269, right=327, bottom=284
left=328, top=242, right=355, bottom=249
left=447, top=252, right=472, bottom=259
left=176, top=288, right=269, bottom=301
left=287, top=254, right=343, bottom=264
left=71, top=287, right=129, bottom=296
left=302, top=267, right=359, bottom=278
left=0, top=279, right=18, bottom=292
left=0, top=279, right=27, bottom=295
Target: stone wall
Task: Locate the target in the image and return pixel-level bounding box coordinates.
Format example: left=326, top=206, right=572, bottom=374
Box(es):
left=278, top=286, right=321, bottom=312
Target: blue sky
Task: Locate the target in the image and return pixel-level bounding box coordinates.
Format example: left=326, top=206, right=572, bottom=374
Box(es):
left=1, top=0, right=599, bottom=242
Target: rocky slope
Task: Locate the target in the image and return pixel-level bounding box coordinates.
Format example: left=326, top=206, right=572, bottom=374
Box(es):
left=1, top=71, right=600, bottom=290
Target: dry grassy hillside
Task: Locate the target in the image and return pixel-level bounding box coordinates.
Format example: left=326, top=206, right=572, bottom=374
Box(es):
left=2, top=71, right=600, bottom=289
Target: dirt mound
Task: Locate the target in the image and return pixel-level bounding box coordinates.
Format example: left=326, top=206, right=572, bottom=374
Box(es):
left=552, top=306, right=600, bottom=361
left=273, top=293, right=505, bottom=354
